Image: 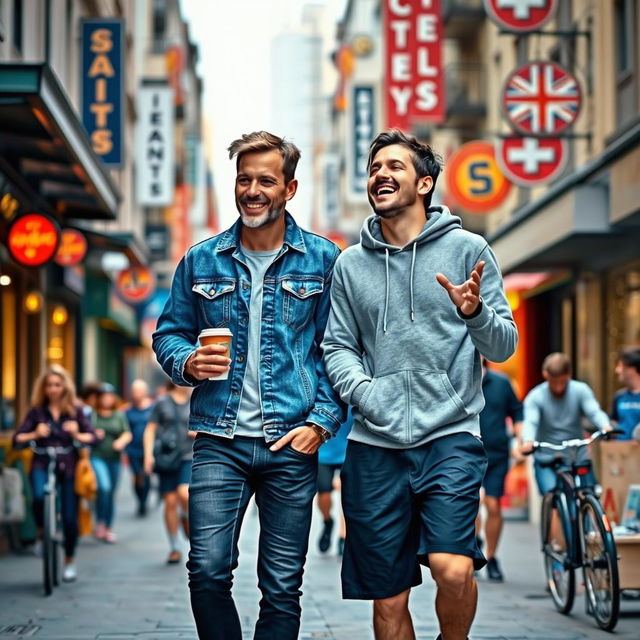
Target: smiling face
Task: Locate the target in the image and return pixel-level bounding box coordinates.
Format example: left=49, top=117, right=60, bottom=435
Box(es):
left=367, top=144, right=433, bottom=218
left=234, top=150, right=297, bottom=229
left=44, top=374, right=65, bottom=403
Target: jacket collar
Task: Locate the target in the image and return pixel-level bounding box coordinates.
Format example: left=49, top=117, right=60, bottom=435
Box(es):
left=215, top=212, right=307, bottom=254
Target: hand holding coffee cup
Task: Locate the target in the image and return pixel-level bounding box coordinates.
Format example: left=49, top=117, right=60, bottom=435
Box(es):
left=186, top=329, right=233, bottom=381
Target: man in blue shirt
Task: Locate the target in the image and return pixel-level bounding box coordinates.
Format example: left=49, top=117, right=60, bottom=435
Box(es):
left=612, top=347, right=640, bottom=440
left=477, top=360, right=522, bottom=582
left=153, top=131, right=345, bottom=640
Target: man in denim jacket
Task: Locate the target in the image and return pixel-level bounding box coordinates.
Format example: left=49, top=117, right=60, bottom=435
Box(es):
left=153, top=131, right=345, bottom=640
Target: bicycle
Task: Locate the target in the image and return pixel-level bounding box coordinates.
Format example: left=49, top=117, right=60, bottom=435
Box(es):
left=31, top=444, right=73, bottom=596
left=526, top=429, right=622, bottom=631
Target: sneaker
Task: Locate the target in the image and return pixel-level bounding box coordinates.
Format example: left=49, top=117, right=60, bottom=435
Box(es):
left=486, top=557, right=504, bottom=582
left=104, top=530, right=117, bottom=544
left=94, top=523, right=106, bottom=540
left=62, top=563, right=77, bottom=582
left=318, top=518, right=334, bottom=553
left=167, top=550, right=182, bottom=564
left=337, top=537, right=345, bottom=557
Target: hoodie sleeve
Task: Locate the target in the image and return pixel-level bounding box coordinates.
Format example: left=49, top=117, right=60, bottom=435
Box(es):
left=458, top=244, right=518, bottom=363
left=321, top=259, right=372, bottom=410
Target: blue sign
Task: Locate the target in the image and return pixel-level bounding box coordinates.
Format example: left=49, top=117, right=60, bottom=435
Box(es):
left=352, top=86, right=375, bottom=195
left=80, top=19, right=124, bottom=166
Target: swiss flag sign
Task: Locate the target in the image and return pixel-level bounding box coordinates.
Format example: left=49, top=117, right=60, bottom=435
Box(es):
left=496, top=137, right=568, bottom=187
left=484, top=0, right=558, bottom=32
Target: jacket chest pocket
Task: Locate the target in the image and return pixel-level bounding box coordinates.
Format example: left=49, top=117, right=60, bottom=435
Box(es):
left=192, top=279, right=236, bottom=327
left=281, top=277, right=324, bottom=331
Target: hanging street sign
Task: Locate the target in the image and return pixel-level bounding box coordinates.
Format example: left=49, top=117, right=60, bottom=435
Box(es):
left=115, top=266, right=156, bottom=305
left=484, top=0, right=558, bottom=32
left=54, top=229, right=88, bottom=267
left=445, top=141, right=512, bottom=214
left=496, top=137, right=568, bottom=187
left=7, top=213, right=60, bottom=267
left=501, top=61, right=582, bottom=136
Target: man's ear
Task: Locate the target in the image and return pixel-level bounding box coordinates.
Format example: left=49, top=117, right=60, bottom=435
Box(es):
left=285, top=179, right=298, bottom=201
left=417, top=175, right=433, bottom=196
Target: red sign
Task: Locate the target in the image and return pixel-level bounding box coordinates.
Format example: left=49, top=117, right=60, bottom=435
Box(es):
left=502, top=61, right=582, bottom=136
left=484, top=0, right=557, bottom=32
left=54, top=229, right=88, bottom=266
left=384, top=0, right=445, bottom=130
left=445, top=141, right=511, bottom=214
left=116, top=266, right=155, bottom=304
left=7, top=213, right=60, bottom=267
left=497, top=137, right=568, bottom=187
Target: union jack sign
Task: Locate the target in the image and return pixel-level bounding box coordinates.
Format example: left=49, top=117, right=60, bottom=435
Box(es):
left=501, top=61, right=582, bottom=136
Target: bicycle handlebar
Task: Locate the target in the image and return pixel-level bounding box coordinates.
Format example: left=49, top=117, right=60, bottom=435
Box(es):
left=30, top=443, right=75, bottom=457
left=524, top=428, right=624, bottom=455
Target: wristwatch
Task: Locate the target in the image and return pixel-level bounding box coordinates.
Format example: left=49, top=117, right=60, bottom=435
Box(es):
left=309, top=424, right=331, bottom=443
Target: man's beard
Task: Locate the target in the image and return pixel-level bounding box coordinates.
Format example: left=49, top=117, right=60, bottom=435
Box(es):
left=237, top=201, right=285, bottom=229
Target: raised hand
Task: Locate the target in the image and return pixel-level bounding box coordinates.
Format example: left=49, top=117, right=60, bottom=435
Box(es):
left=436, top=261, right=485, bottom=316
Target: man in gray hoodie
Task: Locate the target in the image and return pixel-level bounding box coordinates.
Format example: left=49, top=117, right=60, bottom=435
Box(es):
left=323, top=130, right=517, bottom=640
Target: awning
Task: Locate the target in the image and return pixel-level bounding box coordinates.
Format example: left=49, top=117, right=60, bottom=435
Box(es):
left=0, top=63, right=120, bottom=220
left=73, top=227, right=150, bottom=267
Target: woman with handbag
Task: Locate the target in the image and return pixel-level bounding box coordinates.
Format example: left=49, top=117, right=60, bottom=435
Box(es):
left=143, top=381, right=193, bottom=564
left=12, top=364, right=97, bottom=582
left=91, top=383, right=132, bottom=544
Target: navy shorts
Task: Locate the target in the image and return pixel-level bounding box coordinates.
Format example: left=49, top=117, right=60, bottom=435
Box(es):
left=317, top=464, right=341, bottom=493
left=482, top=457, right=510, bottom=498
left=341, top=432, right=487, bottom=600
left=158, top=459, right=191, bottom=495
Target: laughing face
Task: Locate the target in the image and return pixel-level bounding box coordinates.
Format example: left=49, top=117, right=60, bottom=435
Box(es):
left=367, top=144, right=432, bottom=218
left=235, top=150, right=297, bottom=229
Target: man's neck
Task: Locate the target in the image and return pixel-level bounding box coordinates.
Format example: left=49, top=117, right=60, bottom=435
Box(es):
left=628, top=378, right=640, bottom=394
left=378, top=205, right=426, bottom=248
left=240, top=214, right=286, bottom=252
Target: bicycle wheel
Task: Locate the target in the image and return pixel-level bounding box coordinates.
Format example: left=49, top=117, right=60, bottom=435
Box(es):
left=42, top=489, right=55, bottom=596
left=541, top=491, right=575, bottom=614
left=581, top=494, right=620, bottom=631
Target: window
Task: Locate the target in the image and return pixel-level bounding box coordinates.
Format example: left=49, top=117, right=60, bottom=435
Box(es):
left=12, top=0, right=22, bottom=53
left=615, top=0, right=637, bottom=125
left=152, top=0, right=166, bottom=53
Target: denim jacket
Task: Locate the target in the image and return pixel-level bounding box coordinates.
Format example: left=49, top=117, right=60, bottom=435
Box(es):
left=152, top=213, right=346, bottom=442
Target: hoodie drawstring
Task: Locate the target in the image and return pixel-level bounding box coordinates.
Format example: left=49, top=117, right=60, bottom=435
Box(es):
left=410, top=242, right=417, bottom=323
left=383, top=248, right=390, bottom=333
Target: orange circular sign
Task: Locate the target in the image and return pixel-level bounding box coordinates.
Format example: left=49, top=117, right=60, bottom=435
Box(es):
left=116, top=266, right=155, bottom=304
left=445, top=141, right=511, bottom=214
left=7, top=213, right=60, bottom=267
left=55, top=229, right=88, bottom=267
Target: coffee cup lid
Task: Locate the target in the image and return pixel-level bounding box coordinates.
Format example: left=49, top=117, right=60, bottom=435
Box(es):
left=199, top=328, right=232, bottom=337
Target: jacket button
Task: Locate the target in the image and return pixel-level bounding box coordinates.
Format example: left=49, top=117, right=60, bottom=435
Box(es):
left=242, top=282, right=250, bottom=290
left=209, top=288, right=216, bottom=296
left=233, top=391, right=239, bottom=396
left=298, top=287, right=306, bottom=294
left=225, top=428, right=232, bottom=434
left=237, top=355, right=245, bottom=362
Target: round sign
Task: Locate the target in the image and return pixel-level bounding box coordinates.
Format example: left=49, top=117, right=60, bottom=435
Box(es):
left=445, top=141, right=512, bottom=214
left=54, top=229, right=88, bottom=267
left=116, top=266, right=155, bottom=304
left=502, top=61, right=582, bottom=136
left=484, top=0, right=558, bottom=33
left=497, top=137, right=568, bottom=187
left=7, top=213, right=60, bottom=267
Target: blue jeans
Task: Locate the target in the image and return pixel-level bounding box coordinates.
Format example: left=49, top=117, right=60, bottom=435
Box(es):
left=32, top=469, right=78, bottom=558
left=91, top=458, right=121, bottom=528
left=188, top=434, right=317, bottom=640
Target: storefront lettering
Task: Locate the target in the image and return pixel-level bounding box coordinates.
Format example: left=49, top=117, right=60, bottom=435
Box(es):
left=146, top=93, right=167, bottom=196
left=7, top=214, right=60, bottom=267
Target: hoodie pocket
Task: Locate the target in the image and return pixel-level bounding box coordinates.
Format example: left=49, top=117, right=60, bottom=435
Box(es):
left=360, top=370, right=469, bottom=445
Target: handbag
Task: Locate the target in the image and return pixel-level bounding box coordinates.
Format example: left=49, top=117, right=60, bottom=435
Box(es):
left=153, top=399, right=184, bottom=473
left=74, top=449, right=97, bottom=500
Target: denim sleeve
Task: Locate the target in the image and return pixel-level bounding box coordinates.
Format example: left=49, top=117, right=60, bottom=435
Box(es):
left=305, top=247, right=347, bottom=436
left=152, top=254, right=200, bottom=387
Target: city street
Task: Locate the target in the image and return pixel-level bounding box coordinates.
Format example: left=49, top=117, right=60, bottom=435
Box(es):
left=0, top=474, right=638, bottom=640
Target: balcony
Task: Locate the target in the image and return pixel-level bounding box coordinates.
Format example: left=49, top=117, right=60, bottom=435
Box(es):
left=446, top=63, right=487, bottom=126
left=442, top=0, right=485, bottom=39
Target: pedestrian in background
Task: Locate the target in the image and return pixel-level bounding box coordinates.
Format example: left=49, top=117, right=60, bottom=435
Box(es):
left=125, top=379, right=154, bottom=517
left=91, top=383, right=132, bottom=544
left=475, top=359, right=523, bottom=582
left=143, top=381, right=193, bottom=564
left=13, top=365, right=97, bottom=582
left=317, top=408, right=352, bottom=556
left=612, top=346, right=640, bottom=440
left=78, top=381, right=101, bottom=421
left=323, top=130, right=517, bottom=640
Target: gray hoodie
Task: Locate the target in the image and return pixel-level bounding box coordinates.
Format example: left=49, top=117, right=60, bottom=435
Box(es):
left=322, top=206, right=517, bottom=449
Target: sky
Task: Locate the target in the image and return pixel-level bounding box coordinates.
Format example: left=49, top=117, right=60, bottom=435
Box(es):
left=181, top=0, right=348, bottom=229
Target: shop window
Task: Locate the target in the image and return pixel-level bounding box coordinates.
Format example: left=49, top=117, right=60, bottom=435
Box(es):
left=614, top=0, right=638, bottom=126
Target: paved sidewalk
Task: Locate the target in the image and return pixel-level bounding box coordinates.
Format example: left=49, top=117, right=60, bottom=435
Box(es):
left=0, top=473, right=638, bottom=639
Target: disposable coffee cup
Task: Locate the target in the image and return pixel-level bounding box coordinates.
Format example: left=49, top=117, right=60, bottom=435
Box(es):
left=198, top=328, right=233, bottom=381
